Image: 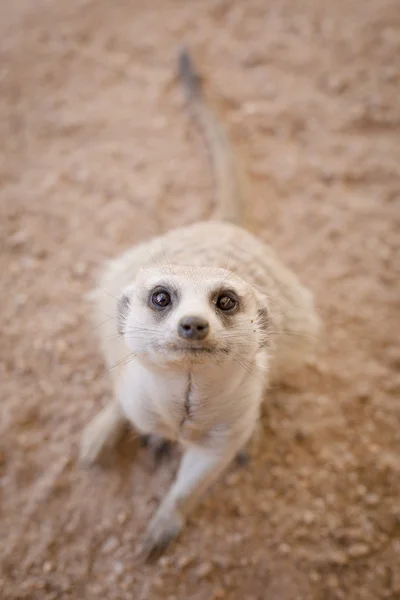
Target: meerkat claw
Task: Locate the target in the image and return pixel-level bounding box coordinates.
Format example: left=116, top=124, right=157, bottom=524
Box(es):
left=139, top=508, right=184, bottom=562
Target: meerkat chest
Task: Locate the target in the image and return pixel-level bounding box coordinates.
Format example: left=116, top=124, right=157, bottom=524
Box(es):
left=117, top=361, right=252, bottom=444
left=117, top=364, right=179, bottom=439
left=144, top=370, right=223, bottom=442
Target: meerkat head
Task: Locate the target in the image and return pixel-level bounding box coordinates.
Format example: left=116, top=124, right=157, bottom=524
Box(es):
left=117, top=265, right=269, bottom=366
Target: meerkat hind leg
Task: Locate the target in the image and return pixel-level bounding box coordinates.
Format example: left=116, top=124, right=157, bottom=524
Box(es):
left=80, top=399, right=128, bottom=465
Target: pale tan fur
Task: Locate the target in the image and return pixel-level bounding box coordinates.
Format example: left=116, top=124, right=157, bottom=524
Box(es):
left=80, top=50, right=321, bottom=559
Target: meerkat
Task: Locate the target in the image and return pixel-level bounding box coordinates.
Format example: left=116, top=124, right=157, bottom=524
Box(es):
left=80, top=49, right=321, bottom=559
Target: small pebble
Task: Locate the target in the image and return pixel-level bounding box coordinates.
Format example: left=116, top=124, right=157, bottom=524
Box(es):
left=152, top=577, right=164, bottom=590
left=117, top=511, right=128, bottom=524
left=259, top=501, right=271, bottom=515
left=176, top=554, right=195, bottom=569
left=213, top=556, right=232, bottom=569
left=55, top=339, right=68, bottom=355
left=159, top=556, right=170, bottom=568
left=356, top=385, right=370, bottom=402
left=347, top=543, right=370, bottom=558
left=327, top=550, right=347, bottom=565
left=195, top=561, right=213, bottom=579
left=102, top=536, right=119, bottom=554
left=228, top=532, right=245, bottom=544
left=327, top=574, right=340, bottom=589
left=113, top=561, right=124, bottom=575
left=233, top=500, right=248, bottom=517
left=225, top=472, right=240, bottom=486
left=364, top=493, right=380, bottom=506
left=320, top=169, right=335, bottom=184
left=278, top=543, right=291, bottom=555
left=327, top=76, right=348, bottom=93
left=34, top=247, right=48, bottom=259
left=295, top=429, right=307, bottom=443
left=356, top=484, right=367, bottom=497
left=43, top=561, right=53, bottom=573
left=15, top=293, right=28, bottom=306
left=303, top=510, right=315, bottom=525
left=73, top=262, right=88, bottom=277
left=9, top=230, right=29, bottom=248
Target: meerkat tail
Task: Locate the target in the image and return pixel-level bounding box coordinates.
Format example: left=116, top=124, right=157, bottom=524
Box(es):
left=178, top=48, right=246, bottom=225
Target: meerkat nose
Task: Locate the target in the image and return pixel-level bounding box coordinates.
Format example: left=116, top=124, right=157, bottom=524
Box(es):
left=178, top=316, right=209, bottom=341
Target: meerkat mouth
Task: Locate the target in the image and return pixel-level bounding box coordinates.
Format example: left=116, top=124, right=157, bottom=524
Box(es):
left=168, top=343, right=230, bottom=357
left=174, top=346, right=213, bottom=354
left=166, top=340, right=216, bottom=355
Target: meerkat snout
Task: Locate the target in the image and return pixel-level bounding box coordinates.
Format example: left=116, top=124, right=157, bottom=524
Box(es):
left=178, top=316, right=209, bottom=340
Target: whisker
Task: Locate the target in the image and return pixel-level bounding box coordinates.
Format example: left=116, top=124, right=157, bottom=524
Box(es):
left=269, top=307, right=298, bottom=320
left=240, top=354, right=268, bottom=373
left=268, top=330, right=318, bottom=340
left=234, top=356, right=266, bottom=383
left=104, top=333, right=122, bottom=341
left=98, top=307, right=116, bottom=319
left=147, top=249, right=169, bottom=277
left=92, top=316, right=117, bottom=331
left=224, top=244, right=233, bottom=274
left=159, top=245, right=175, bottom=275
left=221, top=325, right=317, bottom=342
left=222, top=258, right=246, bottom=282
left=107, top=351, right=138, bottom=373
left=99, top=287, right=119, bottom=301
left=123, top=326, right=161, bottom=333
left=105, top=330, right=160, bottom=341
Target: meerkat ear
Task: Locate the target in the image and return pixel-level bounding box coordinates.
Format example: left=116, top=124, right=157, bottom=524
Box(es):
left=254, top=289, right=269, bottom=333
left=117, top=284, right=135, bottom=335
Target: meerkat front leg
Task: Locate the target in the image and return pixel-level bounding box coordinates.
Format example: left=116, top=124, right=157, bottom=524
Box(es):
left=80, top=399, right=128, bottom=465
left=141, top=439, right=247, bottom=560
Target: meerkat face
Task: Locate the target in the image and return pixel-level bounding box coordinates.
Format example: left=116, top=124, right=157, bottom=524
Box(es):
left=117, top=265, right=269, bottom=366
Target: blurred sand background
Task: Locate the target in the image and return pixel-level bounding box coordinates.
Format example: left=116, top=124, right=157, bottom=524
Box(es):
left=0, top=1, right=399, bottom=598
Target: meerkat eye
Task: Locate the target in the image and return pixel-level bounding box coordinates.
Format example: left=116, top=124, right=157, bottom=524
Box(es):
left=216, top=293, right=238, bottom=312
left=150, top=289, right=171, bottom=309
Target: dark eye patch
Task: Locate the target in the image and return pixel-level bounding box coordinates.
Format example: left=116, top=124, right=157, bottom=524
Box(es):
left=147, top=284, right=179, bottom=318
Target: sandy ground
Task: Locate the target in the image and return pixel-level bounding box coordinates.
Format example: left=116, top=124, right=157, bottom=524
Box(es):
left=1, top=0, right=399, bottom=598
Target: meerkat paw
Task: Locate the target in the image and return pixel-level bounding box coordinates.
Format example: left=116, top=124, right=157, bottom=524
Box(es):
left=140, top=506, right=184, bottom=562
left=80, top=403, right=126, bottom=466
